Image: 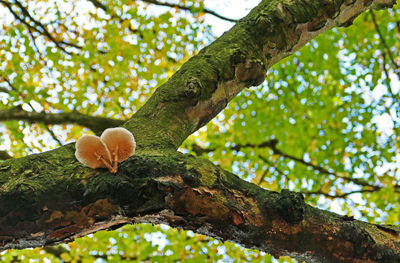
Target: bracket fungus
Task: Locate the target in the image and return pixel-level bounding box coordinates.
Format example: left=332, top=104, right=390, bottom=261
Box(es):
left=75, top=127, right=136, bottom=173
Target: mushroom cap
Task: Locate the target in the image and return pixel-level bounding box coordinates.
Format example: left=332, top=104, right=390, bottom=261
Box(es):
left=75, top=135, right=111, bottom=168
left=100, top=127, right=136, bottom=162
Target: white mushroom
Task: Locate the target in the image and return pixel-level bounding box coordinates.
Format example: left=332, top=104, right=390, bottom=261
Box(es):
left=75, top=135, right=112, bottom=169
left=100, top=127, right=136, bottom=173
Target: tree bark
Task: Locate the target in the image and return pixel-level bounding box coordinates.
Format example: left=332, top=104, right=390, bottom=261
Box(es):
left=1, top=0, right=399, bottom=262
left=0, top=106, right=124, bottom=135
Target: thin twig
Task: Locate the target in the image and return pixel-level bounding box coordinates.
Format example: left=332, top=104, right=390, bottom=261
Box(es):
left=0, top=87, right=10, bottom=93
left=191, top=141, right=399, bottom=191
left=86, top=0, right=108, bottom=11
left=257, top=168, right=270, bottom=185
left=303, top=189, right=377, bottom=198
left=141, top=0, right=238, bottom=22
left=45, top=126, right=63, bottom=147
left=87, top=0, right=238, bottom=23
left=258, top=154, right=285, bottom=176
left=0, top=0, right=81, bottom=55
left=370, top=10, right=400, bottom=77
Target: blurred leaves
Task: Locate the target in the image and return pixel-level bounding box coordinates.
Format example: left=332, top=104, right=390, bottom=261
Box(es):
left=1, top=0, right=399, bottom=262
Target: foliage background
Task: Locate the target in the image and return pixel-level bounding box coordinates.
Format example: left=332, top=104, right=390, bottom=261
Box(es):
left=0, top=0, right=399, bottom=262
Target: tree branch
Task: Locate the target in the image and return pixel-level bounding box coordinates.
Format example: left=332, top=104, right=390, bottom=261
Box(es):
left=192, top=141, right=399, bottom=193
left=0, top=0, right=79, bottom=55
left=0, top=106, right=124, bottom=135
left=303, top=189, right=377, bottom=199
left=0, top=0, right=398, bottom=262
left=45, top=126, right=63, bottom=147
left=0, top=150, right=399, bottom=262
left=0, top=87, right=9, bottom=93
left=86, top=0, right=108, bottom=11
left=123, top=0, right=397, bottom=151
left=370, top=9, right=400, bottom=77
left=0, top=151, right=12, bottom=160
left=87, top=0, right=238, bottom=23
left=140, top=0, right=238, bottom=23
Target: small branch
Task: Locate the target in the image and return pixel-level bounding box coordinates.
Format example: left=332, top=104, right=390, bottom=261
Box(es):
left=0, top=151, right=12, bottom=160
left=88, top=0, right=238, bottom=23
left=382, top=53, right=392, bottom=88
left=0, top=87, right=10, bottom=93
left=0, top=106, right=125, bottom=135
left=257, top=169, right=269, bottom=185
left=370, top=10, right=400, bottom=77
left=0, top=0, right=81, bottom=55
left=303, top=189, right=377, bottom=199
left=141, top=0, right=238, bottom=22
left=45, top=126, right=63, bottom=147
left=86, top=0, right=143, bottom=38
left=191, top=139, right=279, bottom=155
left=86, top=0, right=108, bottom=11
left=258, top=154, right=285, bottom=176
left=192, top=141, right=399, bottom=192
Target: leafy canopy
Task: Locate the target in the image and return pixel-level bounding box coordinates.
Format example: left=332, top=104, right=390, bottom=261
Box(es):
left=0, top=0, right=399, bottom=262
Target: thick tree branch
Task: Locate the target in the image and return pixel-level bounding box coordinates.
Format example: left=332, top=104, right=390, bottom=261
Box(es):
left=124, top=0, right=397, bottom=151
left=0, top=106, right=124, bottom=135
left=0, top=150, right=399, bottom=262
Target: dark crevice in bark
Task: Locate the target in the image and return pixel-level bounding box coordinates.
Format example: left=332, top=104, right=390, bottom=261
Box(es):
left=1, top=152, right=399, bottom=262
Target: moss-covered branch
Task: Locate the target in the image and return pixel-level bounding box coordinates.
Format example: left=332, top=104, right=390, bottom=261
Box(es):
left=0, top=0, right=398, bottom=262
left=0, top=106, right=124, bottom=135
left=124, top=0, right=397, bottom=150
left=0, top=149, right=399, bottom=262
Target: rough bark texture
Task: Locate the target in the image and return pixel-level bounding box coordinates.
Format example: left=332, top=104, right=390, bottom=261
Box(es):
left=1, top=0, right=399, bottom=262
left=1, top=150, right=399, bottom=262
left=124, top=0, right=398, bottom=150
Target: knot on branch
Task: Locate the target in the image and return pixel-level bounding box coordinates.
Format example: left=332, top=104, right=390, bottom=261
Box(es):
left=184, top=78, right=202, bottom=99
left=235, top=59, right=266, bottom=87
left=255, top=10, right=285, bottom=33
left=276, top=189, right=304, bottom=224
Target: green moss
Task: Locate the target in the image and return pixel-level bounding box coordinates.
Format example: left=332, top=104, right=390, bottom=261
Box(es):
left=274, top=189, right=305, bottom=224
left=184, top=157, right=217, bottom=187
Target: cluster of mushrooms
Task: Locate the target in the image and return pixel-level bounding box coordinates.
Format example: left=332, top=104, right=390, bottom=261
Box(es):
left=75, top=127, right=136, bottom=173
